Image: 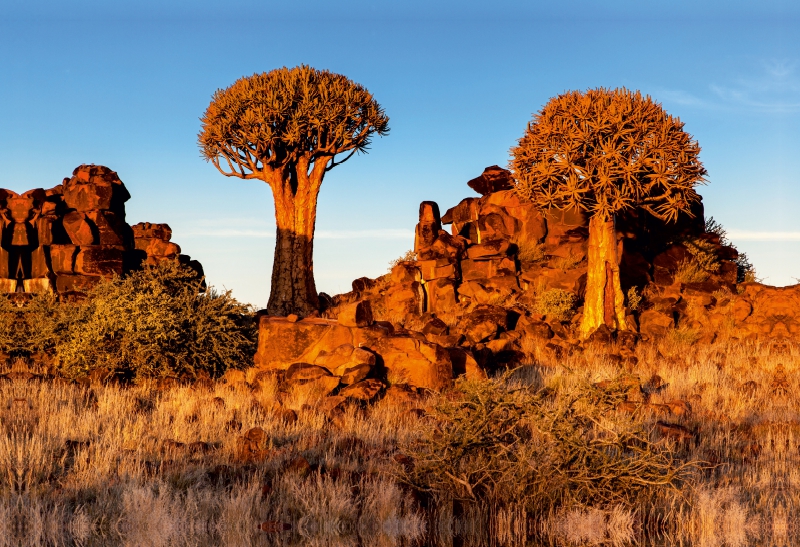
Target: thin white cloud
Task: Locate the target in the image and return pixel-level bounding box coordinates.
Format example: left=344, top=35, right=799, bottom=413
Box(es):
left=709, top=59, right=800, bottom=113
left=655, top=59, right=800, bottom=114
left=317, top=229, right=414, bottom=240
left=183, top=228, right=414, bottom=239
left=727, top=230, right=800, bottom=241
left=656, top=89, right=710, bottom=108
left=710, top=85, right=800, bottom=112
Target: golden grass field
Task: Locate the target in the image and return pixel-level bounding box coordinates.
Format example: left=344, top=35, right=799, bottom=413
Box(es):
left=0, top=334, right=796, bottom=547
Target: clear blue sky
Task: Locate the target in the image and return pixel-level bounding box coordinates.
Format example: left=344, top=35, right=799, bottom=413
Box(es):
left=2, top=1, right=798, bottom=306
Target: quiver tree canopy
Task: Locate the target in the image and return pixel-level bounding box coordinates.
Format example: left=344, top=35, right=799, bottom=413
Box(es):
left=510, top=88, right=707, bottom=337
left=198, top=66, right=389, bottom=316
left=510, top=88, right=706, bottom=222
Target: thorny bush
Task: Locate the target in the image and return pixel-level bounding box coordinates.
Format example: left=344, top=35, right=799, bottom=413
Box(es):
left=401, top=372, right=695, bottom=513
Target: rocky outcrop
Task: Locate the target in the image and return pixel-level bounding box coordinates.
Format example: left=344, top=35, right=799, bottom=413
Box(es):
left=0, top=164, right=201, bottom=296
left=264, top=164, right=779, bottom=390
left=247, top=163, right=794, bottom=390
left=253, top=315, right=453, bottom=391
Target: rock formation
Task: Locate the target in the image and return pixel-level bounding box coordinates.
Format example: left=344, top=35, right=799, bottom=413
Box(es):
left=0, top=164, right=201, bottom=296
left=253, top=164, right=794, bottom=393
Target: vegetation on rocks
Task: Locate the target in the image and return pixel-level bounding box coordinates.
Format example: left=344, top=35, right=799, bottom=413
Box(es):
left=534, top=288, right=578, bottom=322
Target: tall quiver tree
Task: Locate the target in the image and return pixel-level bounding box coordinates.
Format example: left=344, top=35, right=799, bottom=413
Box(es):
left=199, top=66, right=389, bottom=316
left=510, top=88, right=707, bottom=337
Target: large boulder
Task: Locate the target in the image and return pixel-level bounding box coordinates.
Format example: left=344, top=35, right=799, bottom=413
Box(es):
left=467, top=166, right=514, bottom=196
left=254, top=317, right=452, bottom=391
left=337, top=300, right=374, bottom=328
left=74, top=246, right=124, bottom=277
left=254, top=316, right=356, bottom=370
left=373, top=335, right=453, bottom=391
left=639, top=310, right=675, bottom=339
left=49, top=245, right=78, bottom=274
left=62, top=211, right=96, bottom=246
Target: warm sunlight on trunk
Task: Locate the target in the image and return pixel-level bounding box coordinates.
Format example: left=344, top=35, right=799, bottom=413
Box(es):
left=581, top=215, right=627, bottom=337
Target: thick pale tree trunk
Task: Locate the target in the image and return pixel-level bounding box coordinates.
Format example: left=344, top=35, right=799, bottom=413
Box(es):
left=580, top=215, right=627, bottom=338
left=265, top=161, right=325, bottom=317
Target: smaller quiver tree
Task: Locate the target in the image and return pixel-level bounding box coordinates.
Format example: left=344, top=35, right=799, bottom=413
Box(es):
left=510, top=88, right=706, bottom=337
left=199, top=66, right=389, bottom=316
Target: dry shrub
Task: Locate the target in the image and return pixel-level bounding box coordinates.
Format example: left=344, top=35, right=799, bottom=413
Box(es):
left=26, top=261, right=256, bottom=380
left=401, top=373, right=694, bottom=513
left=550, top=252, right=583, bottom=270
left=627, top=286, right=642, bottom=312
left=387, top=250, right=416, bottom=270
left=736, top=252, right=758, bottom=283
left=535, top=288, right=577, bottom=322
left=674, top=258, right=710, bottom=284
left=684, top=238, right=721, bottom=273
left=512, top=237, right=546, bottom=264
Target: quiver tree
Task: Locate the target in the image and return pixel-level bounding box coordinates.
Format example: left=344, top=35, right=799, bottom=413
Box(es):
left=510, top=88, right=706, bottom=337
left=199, top=66, right=389, bottom=316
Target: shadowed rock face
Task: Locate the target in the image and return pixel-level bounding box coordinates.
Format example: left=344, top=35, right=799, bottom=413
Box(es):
left=0, top=164, right=201, bottom=296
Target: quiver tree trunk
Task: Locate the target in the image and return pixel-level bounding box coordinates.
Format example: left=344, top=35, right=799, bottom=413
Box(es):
left=580, top=215, right=627, bottom=338
left=266, top=164, right=323, bottom=317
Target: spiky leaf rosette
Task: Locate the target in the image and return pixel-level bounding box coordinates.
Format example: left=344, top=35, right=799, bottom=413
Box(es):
left=510, top=88, right=707, bottom=222
left=198, top=65, right=390, bottom=179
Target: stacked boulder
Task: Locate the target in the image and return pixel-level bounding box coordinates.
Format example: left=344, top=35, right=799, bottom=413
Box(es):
left=301, top=165, right=751, bottom=381
left=254, top=164, right=798, bottom=392
left=0, top=164, right=201, bottom=296
left=254, top=312, right=454, bottom=393
left=132, top=222, right=180, bottom=265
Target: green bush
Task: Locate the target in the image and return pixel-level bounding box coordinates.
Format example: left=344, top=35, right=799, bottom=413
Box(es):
left=23, top=261, right=256, bottom=381
left=401, top=373, right=693, bottom=512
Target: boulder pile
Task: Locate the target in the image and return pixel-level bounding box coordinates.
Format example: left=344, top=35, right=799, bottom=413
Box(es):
left=255, top=165, right=798, bottom=391
left=0, top=164, right=201, bottom=296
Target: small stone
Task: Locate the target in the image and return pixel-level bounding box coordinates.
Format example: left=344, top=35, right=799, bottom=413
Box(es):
left=340, top=364, right=372, bottom=385
left=286, top=456, right=312, bottom=477
left=285, top=363, right=332, bottom=382
left=340, top=379, right=384, bottom=401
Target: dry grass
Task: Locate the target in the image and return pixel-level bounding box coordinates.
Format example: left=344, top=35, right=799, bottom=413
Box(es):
left=0, top=374, right=425, bottom=546
left=511, top=237, right=546, bottom=264
left=674, top=258, right=711, bottom=284
left=0, top=336, right=797, bottom=546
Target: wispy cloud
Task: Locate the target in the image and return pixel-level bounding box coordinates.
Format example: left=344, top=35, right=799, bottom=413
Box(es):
left=657, top=59, right=800, bottom=114
left=655, top=89, right=710, bottom=108
left=183, top=228, right=414, bottom=239
left=727, top=230, right=800, bottom=241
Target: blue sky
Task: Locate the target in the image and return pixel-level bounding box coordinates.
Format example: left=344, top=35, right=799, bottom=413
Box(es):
left=1, top=1, right=799, bottom=306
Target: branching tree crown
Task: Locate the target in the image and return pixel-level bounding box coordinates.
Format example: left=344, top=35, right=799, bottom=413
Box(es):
left=510, top=88, right=707, bottom=222
left=197, top=66, right=389, bottom=316
left=198, top=65, right=389, bottom=186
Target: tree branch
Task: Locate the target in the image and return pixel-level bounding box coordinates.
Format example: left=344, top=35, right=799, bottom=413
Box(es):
left=326, top=149, right=358, bottom=171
